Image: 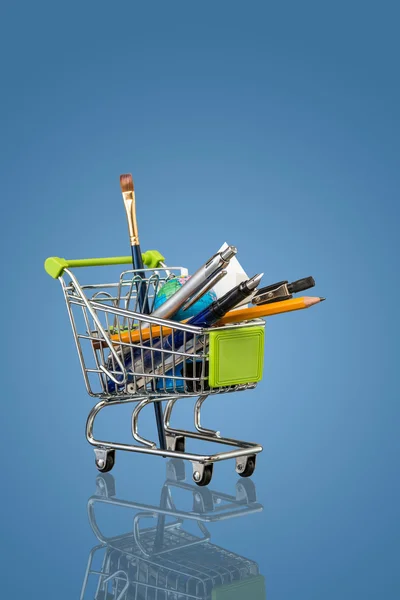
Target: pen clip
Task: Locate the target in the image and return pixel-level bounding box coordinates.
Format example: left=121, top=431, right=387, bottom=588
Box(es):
left=205, top=245, right=237, bottom=270
left=182, top=270, right=227, bottom=311
left=252, top=281, right=291, bottom=305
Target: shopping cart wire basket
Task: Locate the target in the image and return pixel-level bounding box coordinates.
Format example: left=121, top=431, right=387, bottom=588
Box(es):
left=45, top=251, right=264, bottom=486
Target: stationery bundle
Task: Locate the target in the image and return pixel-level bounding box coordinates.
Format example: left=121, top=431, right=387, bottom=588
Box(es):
left=44, top=172, right=324, bottom=485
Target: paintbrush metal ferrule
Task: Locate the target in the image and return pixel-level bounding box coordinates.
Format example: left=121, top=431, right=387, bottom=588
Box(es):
left=121, top=189, right=140, bottom=246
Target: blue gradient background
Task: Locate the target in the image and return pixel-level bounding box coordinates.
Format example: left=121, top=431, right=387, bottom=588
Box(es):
left=1, top=2, right=399, bottom=598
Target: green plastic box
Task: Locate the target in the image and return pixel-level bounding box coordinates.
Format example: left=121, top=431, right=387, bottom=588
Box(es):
left=212, top=574, right=266, bottom=600
left=208, top=325, right=265, bottom=388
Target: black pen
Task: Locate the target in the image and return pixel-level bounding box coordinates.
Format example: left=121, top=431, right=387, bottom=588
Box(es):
left=188, top=273, right=264, bottom=327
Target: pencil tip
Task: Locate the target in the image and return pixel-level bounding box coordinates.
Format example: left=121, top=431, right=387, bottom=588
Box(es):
left=305, top=296, right=325, bottom=308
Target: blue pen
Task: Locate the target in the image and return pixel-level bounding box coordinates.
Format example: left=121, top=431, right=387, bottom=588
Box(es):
left=107, top=273, right=263, bottom=392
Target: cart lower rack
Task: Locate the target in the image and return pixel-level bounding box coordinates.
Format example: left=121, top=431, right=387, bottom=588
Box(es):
left=45, top=252, right=265, bottom=486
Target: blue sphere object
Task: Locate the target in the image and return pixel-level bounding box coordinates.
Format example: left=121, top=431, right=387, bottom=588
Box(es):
left=153, top=276, right=217, bottom=321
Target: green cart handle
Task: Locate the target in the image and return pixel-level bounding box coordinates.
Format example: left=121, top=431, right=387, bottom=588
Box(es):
left=44, top=250, right=166, bottom=279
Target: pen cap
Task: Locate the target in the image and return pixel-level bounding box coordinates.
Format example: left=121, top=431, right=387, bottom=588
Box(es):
left=212, top=242, right=249, bottom=303
left=214, top=274, right=262, bottom=317
left=287, top=276, right=315, bottom=294
left=220, top=245, right=237, bottom=262
left=151, top=246, right=234, bottom=320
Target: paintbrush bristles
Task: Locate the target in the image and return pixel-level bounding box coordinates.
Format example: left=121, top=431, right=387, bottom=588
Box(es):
left=120, top=173, right=139, bottom=245
left=120, top=173, right=134, bottom=193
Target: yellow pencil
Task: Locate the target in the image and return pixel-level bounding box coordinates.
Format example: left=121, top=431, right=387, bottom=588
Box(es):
left=94, top=296, right=324, bottom=348
left=217, top=296, right=324, bottom=324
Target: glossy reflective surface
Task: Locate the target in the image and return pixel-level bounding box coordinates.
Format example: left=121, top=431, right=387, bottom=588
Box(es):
left=2, top=435, right=398, bottom=599
left=82, top=465, right=265, bottom=599
left=3, top=2, right=400, bottom=598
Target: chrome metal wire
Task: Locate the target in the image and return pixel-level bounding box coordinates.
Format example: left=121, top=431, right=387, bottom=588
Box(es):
left=61, top=266, right=263, bottom=400
left=81, top=473, right=263, bottom=600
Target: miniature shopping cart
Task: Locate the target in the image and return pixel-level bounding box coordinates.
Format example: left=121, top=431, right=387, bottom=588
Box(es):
left=45, top=251, right=265, bottom=486
left=81, top=466, right=265, bottom=599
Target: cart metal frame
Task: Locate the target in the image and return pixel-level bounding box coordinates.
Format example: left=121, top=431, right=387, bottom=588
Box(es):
left=55, top=258, right=263, bottom=485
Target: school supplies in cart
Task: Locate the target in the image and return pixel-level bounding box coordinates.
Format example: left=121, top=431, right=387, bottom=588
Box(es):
left=106, top=273, right=263, bottom=393
left=95, top=292, right=323, bottom=347
left=44, top=173, right=325, bottom=486
left=44, top=253, right=266, bottom=485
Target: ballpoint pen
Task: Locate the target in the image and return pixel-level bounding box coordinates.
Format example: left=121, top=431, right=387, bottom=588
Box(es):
left=107, top=273, right=263, bottom=392
left=151, top=245, right=237, bottom=320
left=181, top=269, right=227, bottom=312
left=186, top=272, right=263, bottom=328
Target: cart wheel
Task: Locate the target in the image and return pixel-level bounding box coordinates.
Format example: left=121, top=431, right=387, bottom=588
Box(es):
left=166, top=458, right=186, bottom=482
left=193, top=488, right=214, bottom=512
left=236, top=478, right=257, bottom=503
left=175, top=436, right=185, bottom=453
left=193, top=464, right=213, bottom=487
left=166, top=434, right=185, bottom=453
left=236, top=454, right=256, bottom=478
left=96, top=473, right=116, bottom=498
left=95, top=450, right=115, bottom=473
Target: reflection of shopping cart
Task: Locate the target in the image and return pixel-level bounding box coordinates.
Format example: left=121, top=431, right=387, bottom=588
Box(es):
left=81, top=463, right=266, bottom=600
left=45, top=253, right=264, bottom=485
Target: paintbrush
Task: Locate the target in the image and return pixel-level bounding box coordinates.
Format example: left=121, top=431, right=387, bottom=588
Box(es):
left=120, top=174, right=150, bottom=313
left=120, top=173, right=166, bottom=450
